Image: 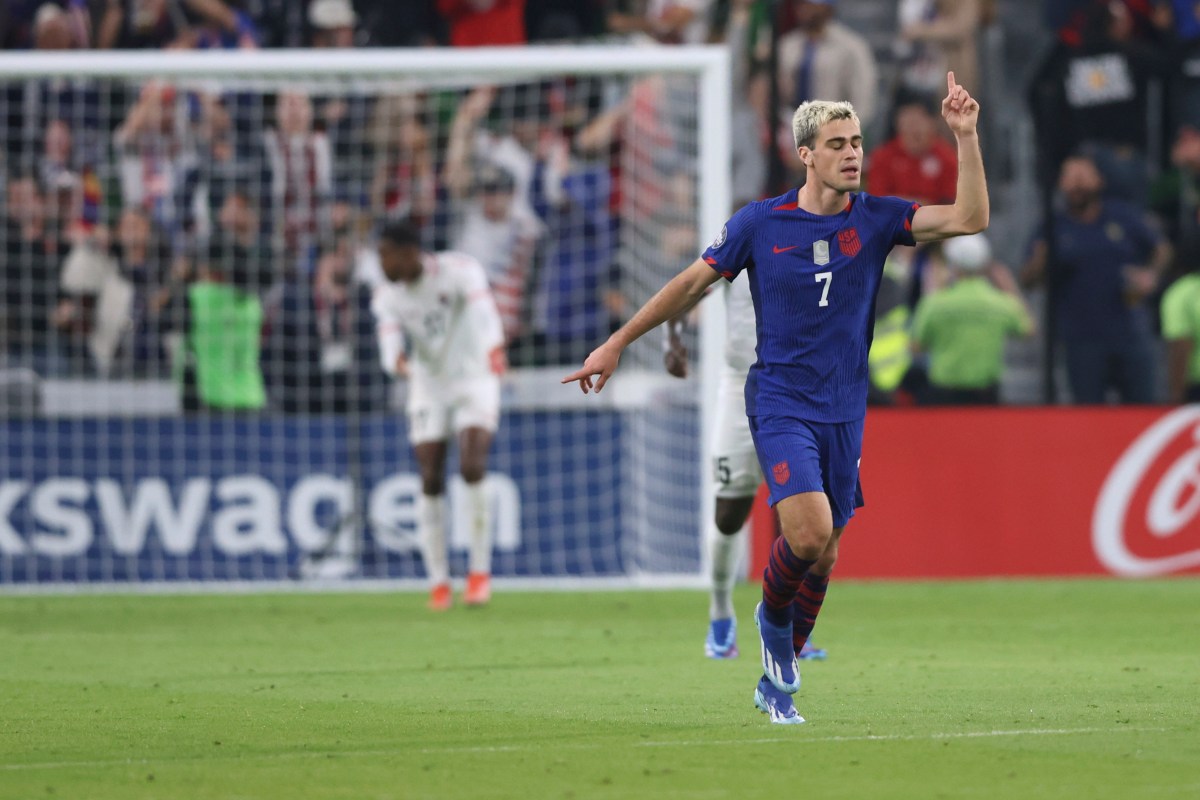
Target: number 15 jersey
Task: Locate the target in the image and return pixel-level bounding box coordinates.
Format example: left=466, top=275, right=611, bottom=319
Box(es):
left=702, top=190, right=919, bottom=423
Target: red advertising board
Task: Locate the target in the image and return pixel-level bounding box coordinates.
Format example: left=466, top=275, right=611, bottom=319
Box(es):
left=749, top=407, right=1200, bottom=579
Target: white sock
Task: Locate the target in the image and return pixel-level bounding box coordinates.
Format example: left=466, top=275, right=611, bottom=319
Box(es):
left=418, top=493, right=448, bottom=586
left=710, top=528, right=742, bottom=620
left=464, top=479, right=491, bottom=575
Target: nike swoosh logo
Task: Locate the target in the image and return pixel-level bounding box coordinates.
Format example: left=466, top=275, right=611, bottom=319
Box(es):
left=773, top=245, right=799, bottom=254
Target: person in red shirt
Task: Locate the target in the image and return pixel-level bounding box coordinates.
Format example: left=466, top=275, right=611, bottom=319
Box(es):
left=437, top=0, right=525, bottom=46
left=866, top=100, right=958, bottom=205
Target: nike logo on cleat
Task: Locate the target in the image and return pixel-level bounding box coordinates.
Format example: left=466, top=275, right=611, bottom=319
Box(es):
left=772, top=245, right=799, bottom=253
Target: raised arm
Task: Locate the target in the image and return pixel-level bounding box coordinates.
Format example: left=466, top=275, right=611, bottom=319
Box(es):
left=443, top=87, right=495, bottom=199
left=562, top=259, right=721, bottom=394
left=910, top=72, right=989, bottom=242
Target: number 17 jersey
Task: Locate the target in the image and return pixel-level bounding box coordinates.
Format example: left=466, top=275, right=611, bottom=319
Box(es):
left=702, top=190, right=920, bottom=423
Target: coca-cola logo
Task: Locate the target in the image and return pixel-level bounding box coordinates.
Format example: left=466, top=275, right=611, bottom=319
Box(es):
left=1093, top=407, right=1200, bottom=576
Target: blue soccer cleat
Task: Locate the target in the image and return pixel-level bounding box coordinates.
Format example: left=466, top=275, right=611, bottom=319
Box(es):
left=705, top=617, right=738, bottom=659
left=753, top=674, right=806, bottom=725
left=798, top=640, right=827, bottom=661
left=754, top=602, right=801, bottom=694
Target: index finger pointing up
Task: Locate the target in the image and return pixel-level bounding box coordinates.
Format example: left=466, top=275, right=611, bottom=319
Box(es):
left=947, top=71, right=957, bottom=91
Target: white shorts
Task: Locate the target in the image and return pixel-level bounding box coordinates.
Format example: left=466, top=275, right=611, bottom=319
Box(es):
left=713, top=367, right=761, bottom=499
left=407, top=375, right=501, bottom=445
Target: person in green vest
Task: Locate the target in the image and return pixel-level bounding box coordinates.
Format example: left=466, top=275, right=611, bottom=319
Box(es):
left=1159, top=233, right=1200, bottom=404
left=911, top=232, right=1033, bottom=404
left=166, top=191, right=274, bottom=413
left=867, top=258, right=913, bottom=404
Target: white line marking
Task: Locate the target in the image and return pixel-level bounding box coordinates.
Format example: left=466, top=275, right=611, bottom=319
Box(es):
left=0, top=727, right=1164, bottom=772
left=635, top=726, right=1162, bottom=747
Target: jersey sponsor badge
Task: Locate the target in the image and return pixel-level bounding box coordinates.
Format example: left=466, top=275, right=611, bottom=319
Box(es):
left=711, top=225, right=728, bottom=249
left=813, top=239, right=830, bottom=266
left=837, top=227, right=861, bottom=257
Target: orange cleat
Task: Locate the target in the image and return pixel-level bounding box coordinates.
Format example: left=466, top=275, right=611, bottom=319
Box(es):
left=464, top=572, right=491, bottom=607
left=428, top=582, right=452, bottom=611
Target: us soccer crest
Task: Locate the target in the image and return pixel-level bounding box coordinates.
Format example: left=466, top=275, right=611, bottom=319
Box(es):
left=838, top=227, right=861, bottom=257
left=813, top=240, right=830, bottom=265
left=772, top=461, right=790, bottom=485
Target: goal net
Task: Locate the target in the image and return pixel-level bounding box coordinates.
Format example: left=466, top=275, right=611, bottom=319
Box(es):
left=0, top=47, right=731, bottom=588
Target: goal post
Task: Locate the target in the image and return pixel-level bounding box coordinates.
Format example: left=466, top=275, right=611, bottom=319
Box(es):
left=0, top=45, right=732, bottom=589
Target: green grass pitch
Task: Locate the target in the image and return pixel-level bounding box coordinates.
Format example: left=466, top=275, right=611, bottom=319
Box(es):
left=2, top=579, right=1199, bottom=799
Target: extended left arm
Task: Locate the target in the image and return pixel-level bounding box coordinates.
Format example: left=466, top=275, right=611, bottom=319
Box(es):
left=911, top=72, right=989, bottom=242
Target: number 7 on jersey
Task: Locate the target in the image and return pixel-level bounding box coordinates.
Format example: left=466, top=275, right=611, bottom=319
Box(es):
left=815, top=271, right=832, bottom=307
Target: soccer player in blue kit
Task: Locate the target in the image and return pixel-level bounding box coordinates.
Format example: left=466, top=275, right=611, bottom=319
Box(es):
left=563, top=73, right=988, bottom=724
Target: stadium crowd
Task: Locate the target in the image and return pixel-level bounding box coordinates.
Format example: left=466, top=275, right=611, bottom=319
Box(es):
left=1, top=0, right=1199, bottom=410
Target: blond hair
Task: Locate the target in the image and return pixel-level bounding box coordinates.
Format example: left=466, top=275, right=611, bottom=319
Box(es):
left=792, top=100, right=859, bottom=150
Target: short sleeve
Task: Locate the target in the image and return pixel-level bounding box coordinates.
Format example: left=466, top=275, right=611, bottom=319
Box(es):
left=443, top=252, right=492, bottom=302
left=872, top=195, right=921, bottom=248
left=1161, top=280, right=1195, bottom=341
left=701, top=202, right=757, bottom=281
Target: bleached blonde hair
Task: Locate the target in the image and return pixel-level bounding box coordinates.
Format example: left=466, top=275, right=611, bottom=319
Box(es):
left=792, top=100, right=860, bottom=150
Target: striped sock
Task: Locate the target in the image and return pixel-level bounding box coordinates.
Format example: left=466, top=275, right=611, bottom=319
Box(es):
left=792, top=571, right=829, bottom=655
left=761, top=537, right=816, bottom=626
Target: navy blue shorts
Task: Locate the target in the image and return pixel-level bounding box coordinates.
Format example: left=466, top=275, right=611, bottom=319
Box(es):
left=748, top=414, right=865, bottom=528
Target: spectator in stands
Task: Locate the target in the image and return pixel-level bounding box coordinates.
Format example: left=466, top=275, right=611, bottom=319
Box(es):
left=355, top=0, right=445, bottom=46
left=3, top=3, right=102, bottom=171
left=110, top=206, right=173, bottom=374
left=1029, top=0, right=1168, bottom=204
left=263, top=88, right=332, bottom=267
left=445, top=163, right=541, bottom=342
left=195, top=94, right=269, bottom=242
left=98, top=0, right=257, bottom=50
left=39, top=119, right=82, bottom=240
left=437, top=0, right=526, bottom=46
left=725, top=0, right=768, bottom=206
left=1159, top=233, right=1200, bottom=403
left=240, top=0, right=308, bottom=48
left=2, top=175, right=67, bottom=375
left=307, top=0, right=357, bottom=47
left=776, top=0, right=877, bottom=176
left=607, top=0, right=713, bottom=45
left=912, top=233, right=1033, bottom=405
left=97, top=0, right=186, bottom=49
left=525, top=0, right=604, bottom=41
left=527, top=135, right=617, bottom=365
left=368, top=94, right=437, bottom=228
left=56, top=224, right=134, bottom=376
left=1045, top=0, right=1164, bottom=46
left=866, top=99, right=958, bottom=206
left=894, top=0, right=984, bottom=100
left=263, top=244, right=382, bottom=413
left=162, top=189, right=273, bottom=413
left=444, top=84, right=561, bottom=228
left=1149, top=124, right=1200, bottom=243
left=31, top=2, right=79, bottom=49
left=303, top=8, right=373, bottom=207
left=212, top=188, right=273, bottom=278
left=1152, top=1, right=1200, bottom=129
left=1020, top=155, right=1171, bottom=404
left=867, top=259, right=913, bottom=405
left=113, top=81, right=203, bottom=240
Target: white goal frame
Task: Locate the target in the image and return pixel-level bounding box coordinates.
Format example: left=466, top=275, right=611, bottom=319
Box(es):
left=0, top=45, right=732, bottom=592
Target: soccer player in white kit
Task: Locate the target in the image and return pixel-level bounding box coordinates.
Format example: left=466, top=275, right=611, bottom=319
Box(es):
left=371, top=221, right=506, bottom=610
left=666, top=278, right=826, bottom=661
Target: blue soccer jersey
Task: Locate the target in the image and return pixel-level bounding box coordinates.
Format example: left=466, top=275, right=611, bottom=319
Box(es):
left=702, top=190, right=920, bottom=423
